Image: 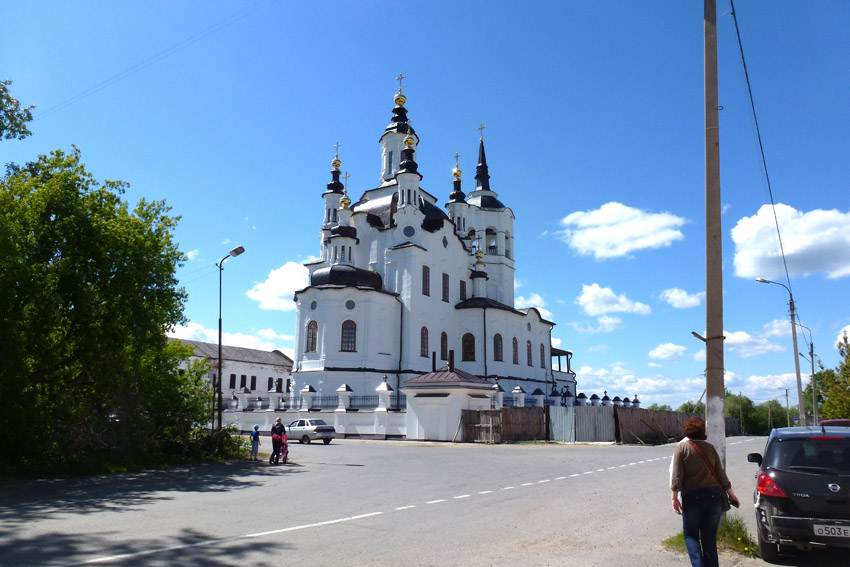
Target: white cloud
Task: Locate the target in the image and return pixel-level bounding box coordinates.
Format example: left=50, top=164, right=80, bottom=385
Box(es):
left=659, top=288, right=704, bottom=309
left=725, top=330, right=785, bottom=358
left=551, top=337, right=563, bottom=348
left=557, top=202, right=685, bottom=259
left=168, top=322, right=283, bottom=351
left=576, top=283, right=650, bottom=316
left=648, top=362, right=662, bottom=368
left=246, top=261, right=309, bottom=311
left=185, top=249, right=199, bottom=261
left=258, top=328, right=295, bottom=341
left=588, top=344, right=610, bottom=353
left=515, top=293, right=553, bottom=320
left=761, top=319, right=791, bottom=338
left=570, top=315, right=622, bottom=334
left=694, top=349, right=706, bottom=362
left=649, top=343, right=687, bottom=360
left=731, top=204, right=850, bottom=280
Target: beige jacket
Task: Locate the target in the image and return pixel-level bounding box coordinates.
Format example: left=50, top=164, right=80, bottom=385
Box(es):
left=670, top=438, right=731, bottom=492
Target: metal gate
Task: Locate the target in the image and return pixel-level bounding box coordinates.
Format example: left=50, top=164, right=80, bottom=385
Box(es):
left=575, top=405, right=616, bottom=442
left=549, top=406, right=576, bottom=442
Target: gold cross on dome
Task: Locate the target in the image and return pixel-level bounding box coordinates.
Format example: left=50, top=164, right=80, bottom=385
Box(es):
left=477, top=123, right=487, bottom=140
left=333, top=141, right=341, bottom=158
left=396, top=73, right=406, bottom=93
left=453, top=152, right=461, bottom=167
left=341, top=171, right=350, bottom=191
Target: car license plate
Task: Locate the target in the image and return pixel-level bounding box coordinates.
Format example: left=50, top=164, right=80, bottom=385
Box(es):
left=813, top=524, right=850, bottom=538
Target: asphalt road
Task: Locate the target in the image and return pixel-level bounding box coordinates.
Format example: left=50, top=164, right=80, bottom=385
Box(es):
left=0, top=436, right=840, bottom=566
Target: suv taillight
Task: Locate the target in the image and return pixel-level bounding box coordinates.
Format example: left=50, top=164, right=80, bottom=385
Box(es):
left=757, top=472, right=789, bottom=499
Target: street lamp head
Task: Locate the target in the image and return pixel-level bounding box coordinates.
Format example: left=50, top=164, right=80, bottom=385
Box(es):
left=229, top=245, right=245, bottom=257
left=756, top=277, right=770, bottom=284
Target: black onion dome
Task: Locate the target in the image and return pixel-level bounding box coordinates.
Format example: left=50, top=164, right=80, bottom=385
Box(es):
left=324, top=168, right=344, bottom=195
left=398, top=146, right=421, bottom=177
left=448, top=178, right=466, bottom=203
left=382, top=104, right=417, bottom=139
left=330, top=225, right=357, bottom=239
left=419, top=198, right=448, bottom=232
left=478, top=195, right=505, bottom=209
left=310, top=265, right=382, bottom=290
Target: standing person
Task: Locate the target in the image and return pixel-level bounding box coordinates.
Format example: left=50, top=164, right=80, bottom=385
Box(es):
left=249, top=424, right=261, bottom=461
left=270, top=417, right=285, bottom=465
left=670, top=416, right=740, bottom=567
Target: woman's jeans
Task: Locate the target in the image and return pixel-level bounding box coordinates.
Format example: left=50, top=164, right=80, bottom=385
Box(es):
left=681, top=486, right=723, bottom=567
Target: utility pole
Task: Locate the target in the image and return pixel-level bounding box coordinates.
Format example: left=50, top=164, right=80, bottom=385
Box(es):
left=779, top=388, right=790, bottom=427
left=704, top=0, right=726, bottom=466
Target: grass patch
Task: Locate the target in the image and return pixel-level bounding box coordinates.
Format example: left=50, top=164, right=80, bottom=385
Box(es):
left=662, top=515, right=760, bottom=559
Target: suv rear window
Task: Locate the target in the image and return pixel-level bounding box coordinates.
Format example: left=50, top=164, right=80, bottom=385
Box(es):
left=765, top=438, right=850, bottom=474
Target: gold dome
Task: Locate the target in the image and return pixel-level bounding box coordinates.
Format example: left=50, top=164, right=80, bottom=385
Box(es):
left=453, top=166, right=462, bottom=179
left=340, top=195, right=351, bottom=208
left=394, top=92, right=407, bottom=106
left=404, top=134, right=415, bottom=148
left=332, top=158, right=341, bottom=169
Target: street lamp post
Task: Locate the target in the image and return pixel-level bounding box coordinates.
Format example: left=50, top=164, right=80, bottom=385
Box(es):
left=757, top=278, right=806, bottom=425
left=217, top=245, right=245, bottom=431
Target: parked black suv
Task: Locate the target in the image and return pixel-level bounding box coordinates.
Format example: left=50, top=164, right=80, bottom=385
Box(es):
left=747, top=426, right=850, bottom=563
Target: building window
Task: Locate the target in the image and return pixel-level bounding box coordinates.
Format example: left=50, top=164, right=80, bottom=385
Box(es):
left=512, top=337, right=519, bottom=364
left=229, top=373, right=236, bottom=389
left=420, top=326, right=429, bottom=357
left=267, top=377, right=274, bottom=391
left=494, top=333, right=503, bottom=362
left=341, top=320, right=357, bottom=352
left=459, top=280, right=467, bottom=300
left=388, top=150, right=393, bottom=173
left=441, top=332, right=448, bottom=361
left=422, top=265, right=430, bottom=296
left=240, top=374, right=247, bottom=389
left=442, top=273, right=450, bottom=302
left=527, top=341, right=533, bottom=366
left=250, top=376, right=257, bottom=390
left=305, top=321, right=318, bottom=352
left=462, top=333, right=475, bottom=361
left=540, top=344, right=546, bottom=368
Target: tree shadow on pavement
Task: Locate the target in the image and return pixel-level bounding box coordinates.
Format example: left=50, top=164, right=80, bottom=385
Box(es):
left=0, top=460, right=304, bottom=526
left=765, top=548, right=848, bottom=567
left=0, top=526, right=286, bottom=567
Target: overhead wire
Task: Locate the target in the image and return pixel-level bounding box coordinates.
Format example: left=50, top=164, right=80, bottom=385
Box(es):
left=34, top=0, right=277, bottom=122
left=729, top=1, right=808, bottom=335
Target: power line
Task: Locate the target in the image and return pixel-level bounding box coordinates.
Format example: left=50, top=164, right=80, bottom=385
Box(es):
left=34, top=0, right=277, bottom=121
left=728, top=1, right=793, bottom=294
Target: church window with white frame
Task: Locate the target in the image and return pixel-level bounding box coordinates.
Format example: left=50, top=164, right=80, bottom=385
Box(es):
left=440, top=332, right=448, bottom=361
left=527, top=340, right=533, bottom=366
left=341, top=320, right=357, bottom=352
left=422, top=265, right=430, bottom=296
left=305, top=321, right=318, bottom=353
left=512, top=337, right=519, bottom=364
left=493, top=333, right=503, bottom=362
left=462, top=333, right=475, bottom=361
left=420, top=326, right=429, bottom=357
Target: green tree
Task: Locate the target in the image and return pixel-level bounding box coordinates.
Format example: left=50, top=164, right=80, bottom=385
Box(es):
left=646, top=403, right=673, bottom=411
left=0, top=148, right=210, bottom=472
left=676, top=400, right=705, bottom=414
left=819, top=333, right=850, bottom=419
left=1, top=79, right=35, bottom=140
left=724, top=390, right=756, bottom=434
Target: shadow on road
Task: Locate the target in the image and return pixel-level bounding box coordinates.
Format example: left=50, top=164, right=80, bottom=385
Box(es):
left=0, top=525, right=286, bottom=567
left=764, top=548, right=849, bottom=567
left=0, top=460, right=304, bottom=526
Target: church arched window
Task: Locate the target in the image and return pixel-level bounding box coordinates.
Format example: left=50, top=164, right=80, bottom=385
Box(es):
left=341, top=320, right=357, bottom=352
left=512, top=337, right=519, bottom=364
left=540, top=343, right=546, bottom=368
left=527, top=340, right=533, bottom=366
left=420, top=326, right=429, bottom=358
left=441, top=332, right=448, bottom=361
left=462, top=333, right=475, bottom=361
left=305, top=321, right=318, bottom=353
left=493, top=334, right=503, bottom=362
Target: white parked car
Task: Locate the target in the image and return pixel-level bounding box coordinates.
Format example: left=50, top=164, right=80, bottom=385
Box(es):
left=288, top=419, right=336, bottom=444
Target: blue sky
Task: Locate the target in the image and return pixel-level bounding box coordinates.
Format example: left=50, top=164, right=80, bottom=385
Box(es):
left=3, top=1, right=849, bottom=409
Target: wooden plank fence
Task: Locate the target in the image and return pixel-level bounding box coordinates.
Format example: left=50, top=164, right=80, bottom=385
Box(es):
left=615, top=406, right=741, bottom=444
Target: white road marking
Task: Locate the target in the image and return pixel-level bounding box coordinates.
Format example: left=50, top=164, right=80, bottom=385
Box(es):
left=71, top=512, right=384, bottom=565
left=395, top=505, right=416, bottom=511
left=555, top=476, right=566, bottom=480
left=521, top=482, right=534, bottom=486
left=607, top=466, right=616, bottom=470
left=503, top=486, right=515, bottom=490
left=570, top=473, right=581, bottom=477
left=454, top=495, right=470, bottom=499
left=583, top=471, right=593, bottom=475
left=596, top=468, right=605, bottom=472
left=426, top=499, right=445, bottom=504
left=538, top=479, right=551, bottom=483
left=479, top=490, right=494, bottom=494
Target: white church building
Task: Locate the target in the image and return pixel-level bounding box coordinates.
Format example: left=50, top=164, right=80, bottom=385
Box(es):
left=290, top=85, right=576, bottom=402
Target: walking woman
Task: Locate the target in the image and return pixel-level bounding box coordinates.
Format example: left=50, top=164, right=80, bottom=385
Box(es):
left=670, top=417, right=740, bottom=567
